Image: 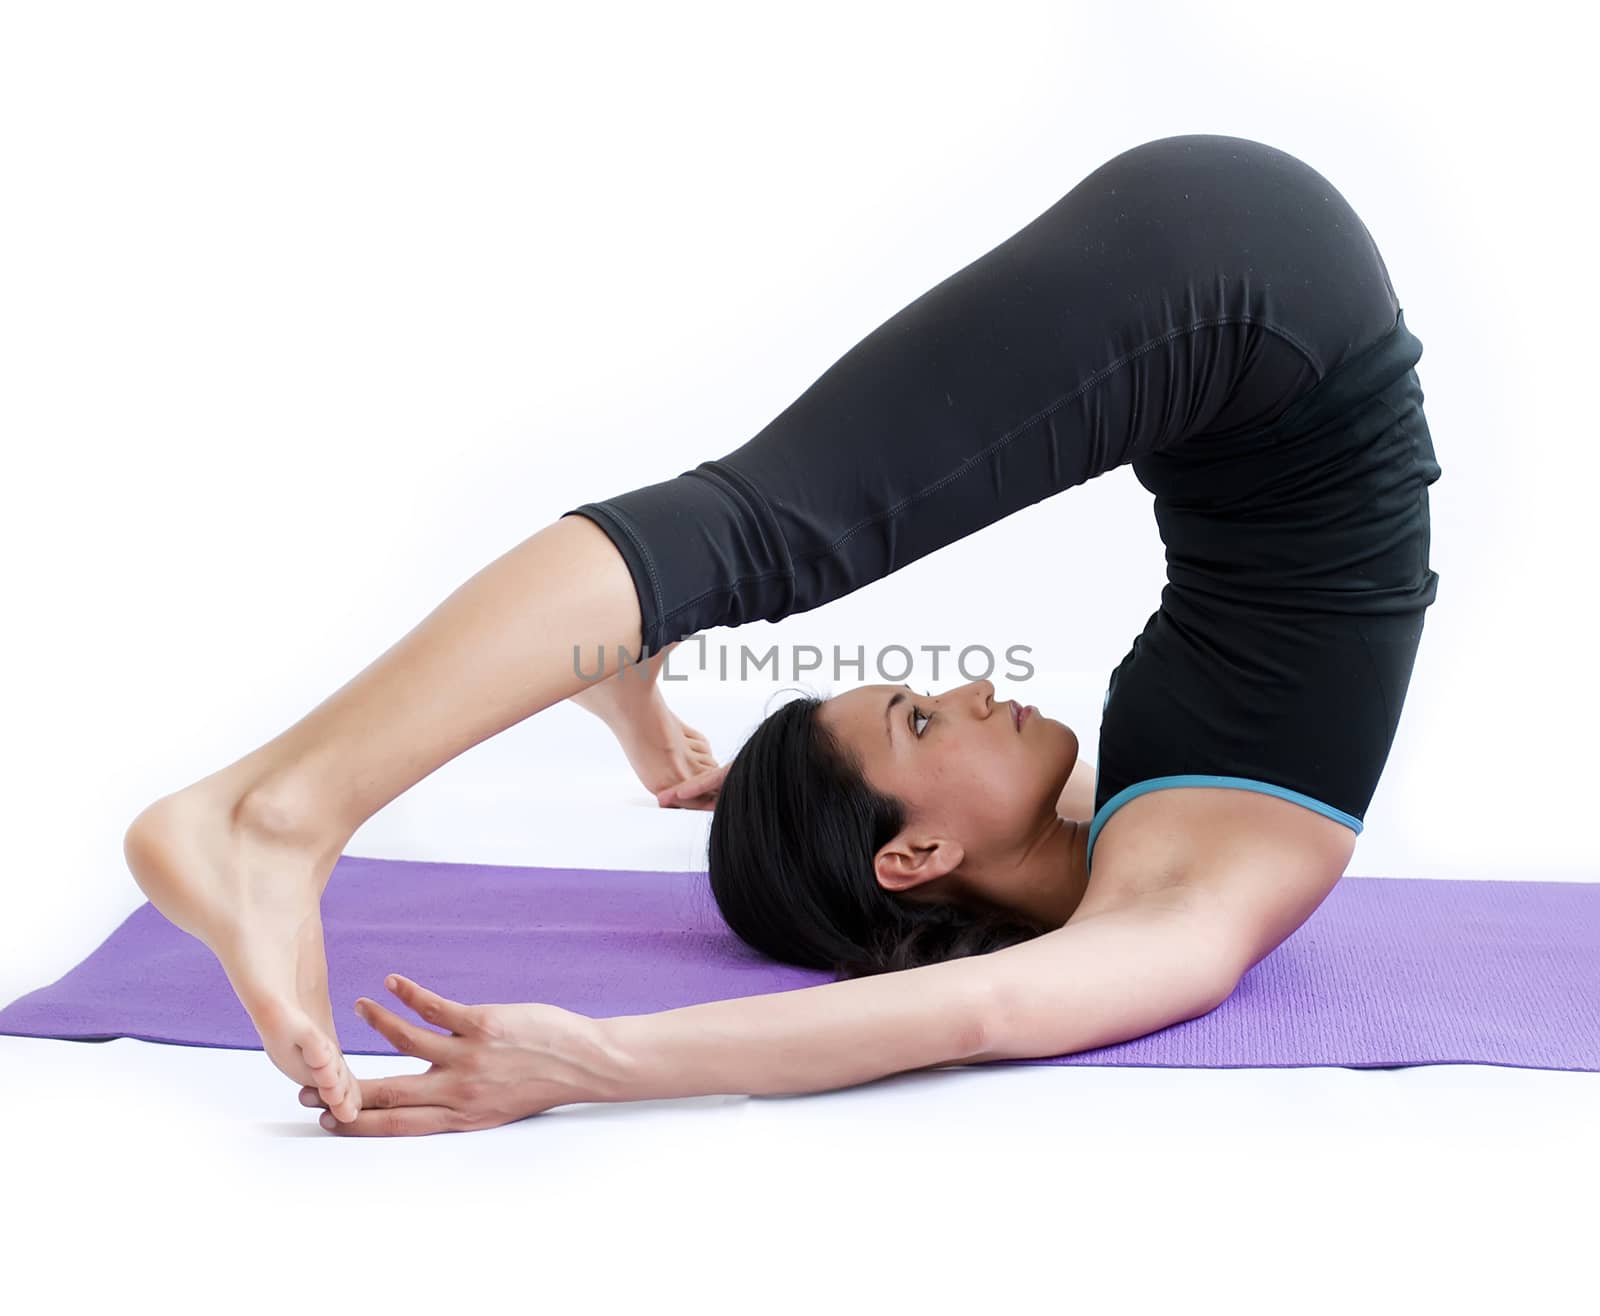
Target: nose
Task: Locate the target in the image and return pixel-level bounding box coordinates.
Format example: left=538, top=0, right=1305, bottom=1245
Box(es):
left=924, top=679, right=997, bottom=716
left=961, top=678, right=996, bottom=715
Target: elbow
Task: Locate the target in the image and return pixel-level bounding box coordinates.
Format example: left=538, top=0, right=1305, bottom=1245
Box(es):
left=980, top=968, right=1235, bottom=1065
left=1189, top=935, right=1247, bottom=1017
left=1199, top=968, right=1242, bottom=1016
left=975, top=905, right=1248, bottom=1063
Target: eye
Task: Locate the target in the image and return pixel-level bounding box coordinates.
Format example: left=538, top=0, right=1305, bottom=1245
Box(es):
left=912, top=706, right=932, bottom=737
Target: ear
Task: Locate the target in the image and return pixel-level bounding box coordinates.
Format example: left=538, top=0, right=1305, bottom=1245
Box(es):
left=874, top=829, right=965, bottom=896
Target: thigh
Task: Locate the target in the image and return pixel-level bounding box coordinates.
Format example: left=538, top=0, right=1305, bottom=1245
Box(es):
left=566, top=133, right=1372, bottom=653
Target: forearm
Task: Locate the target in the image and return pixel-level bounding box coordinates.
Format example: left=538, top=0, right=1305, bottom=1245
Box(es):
left=588, top=954, right=1002, bottom=1102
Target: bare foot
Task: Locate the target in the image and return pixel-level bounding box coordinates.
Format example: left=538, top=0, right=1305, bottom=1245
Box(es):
left=571, top=650, right=721, bottom=801
left=122, top=780, right=362, bottom=1122
left=608, top=684, right=721, bottom=801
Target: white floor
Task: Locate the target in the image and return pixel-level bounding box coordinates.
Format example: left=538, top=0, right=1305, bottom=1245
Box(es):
left=4, top=684, right=1594, bottom=1312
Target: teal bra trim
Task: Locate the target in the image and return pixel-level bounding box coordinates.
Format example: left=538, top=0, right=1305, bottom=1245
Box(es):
left=1084, top=775, right=1364, bottom=873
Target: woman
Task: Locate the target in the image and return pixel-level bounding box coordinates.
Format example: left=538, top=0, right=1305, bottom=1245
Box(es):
left=123, top=133, right=1440, bottom=1129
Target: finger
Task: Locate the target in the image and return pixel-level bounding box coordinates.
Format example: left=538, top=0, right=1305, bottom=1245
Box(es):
left=318, top=1105, right=465, bottom=1137
left=356, top=996, right=463, bottom=1064
left=300, top=1070, right=445, bottom=1111
left=300, top=1076, right=429, bottom=1112
left=384, top=973, right=478, bottom=1034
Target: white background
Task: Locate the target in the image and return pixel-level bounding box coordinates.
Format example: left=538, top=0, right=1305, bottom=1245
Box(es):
left=1, top=1, right=1593, bottom=1310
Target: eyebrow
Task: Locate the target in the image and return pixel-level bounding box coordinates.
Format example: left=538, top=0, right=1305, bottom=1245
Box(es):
left=884, top=684, right=913, bottom=744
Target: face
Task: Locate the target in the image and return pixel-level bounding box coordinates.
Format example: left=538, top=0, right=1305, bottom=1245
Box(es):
left=815, top=679, right=1079, bottom=913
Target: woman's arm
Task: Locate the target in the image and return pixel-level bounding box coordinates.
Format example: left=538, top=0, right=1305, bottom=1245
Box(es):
left=591, top=952, right=1002, bottom=1101
left=309, top=896, right=1242, bottom=1134
left=589, top=895, right=1239, bottom=1103
left=977, top=896, right=1242, bottom=1060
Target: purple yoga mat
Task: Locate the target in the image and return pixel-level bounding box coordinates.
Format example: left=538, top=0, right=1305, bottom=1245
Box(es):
left=2, top=855, right=1597, bottom=1071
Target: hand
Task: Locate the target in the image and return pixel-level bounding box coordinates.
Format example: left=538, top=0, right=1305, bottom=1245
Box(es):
left=654, top=759, right=728, bottom=811
left=302, top=974, right=613, bottom=1136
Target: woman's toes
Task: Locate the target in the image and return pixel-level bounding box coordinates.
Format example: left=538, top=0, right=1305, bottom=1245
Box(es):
left=303, top=1053, right=351, bottom=1117
left=311, top=1055, right=345, bottom=1096
left=318, top=1063, right=358, bottom=1118
left=296, top=1026, right=332, bottom=1069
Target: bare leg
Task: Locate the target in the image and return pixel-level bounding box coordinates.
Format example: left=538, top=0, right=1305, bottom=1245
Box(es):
left=122, top=514, right=643, bottom=1121
left=569, top=639, right=720, bottom=800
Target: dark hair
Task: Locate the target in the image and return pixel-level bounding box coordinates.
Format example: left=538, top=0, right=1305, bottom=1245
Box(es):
left=706, top=689, right=1047, bottom=980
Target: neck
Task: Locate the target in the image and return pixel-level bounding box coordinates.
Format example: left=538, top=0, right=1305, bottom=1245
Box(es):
left=952, top=813, right=1091, bottom=932
left=1017, top=813, right=1092, bottom=930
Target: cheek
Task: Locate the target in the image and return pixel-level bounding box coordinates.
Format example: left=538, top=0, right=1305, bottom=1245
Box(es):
left=937, top=748, right=1035, bottom=816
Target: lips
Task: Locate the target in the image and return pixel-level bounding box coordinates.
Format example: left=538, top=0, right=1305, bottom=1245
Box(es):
left=1012, top=701, right=1022, bottom=732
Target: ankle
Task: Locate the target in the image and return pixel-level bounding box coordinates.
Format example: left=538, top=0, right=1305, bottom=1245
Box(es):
left=569, top=676, right=623, bottom=720
left=574, top=666, right=663, bottom=724
left=231, top=779, right=351, bottom=863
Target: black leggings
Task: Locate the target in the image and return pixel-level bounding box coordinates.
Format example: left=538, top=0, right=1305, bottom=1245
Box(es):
left=565, top=134, right=1442, bottom=865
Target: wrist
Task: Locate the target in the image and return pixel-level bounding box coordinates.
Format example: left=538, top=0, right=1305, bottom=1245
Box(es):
left=581, top=1015, right=640, bottom=1104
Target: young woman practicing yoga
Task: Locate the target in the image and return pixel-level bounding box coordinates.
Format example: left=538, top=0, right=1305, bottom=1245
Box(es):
left=123, top=133, right=1440, bottom=1134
